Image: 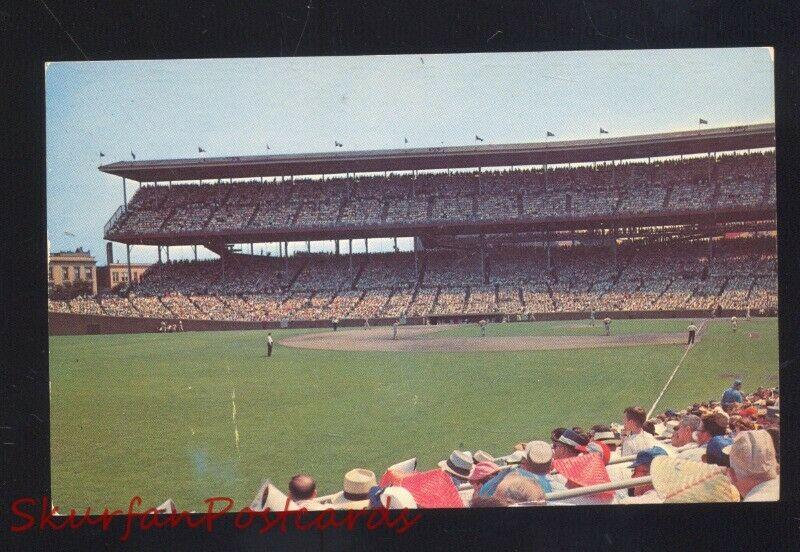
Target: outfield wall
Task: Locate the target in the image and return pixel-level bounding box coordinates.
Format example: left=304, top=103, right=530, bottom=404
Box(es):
left=48, top=309, right=775, bottom=336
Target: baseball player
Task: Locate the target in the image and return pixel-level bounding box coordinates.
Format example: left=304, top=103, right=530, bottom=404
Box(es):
left=731, top=316, right=738, bottom=333
left=687, top=322, right=697, bottom=345
left=603, top=317, right=612, bottom=336
left=479, top=319, right=487, bottom=337
left=392, top=321, right=399, bottom=340
left=267, top=332, right=274, bottom=357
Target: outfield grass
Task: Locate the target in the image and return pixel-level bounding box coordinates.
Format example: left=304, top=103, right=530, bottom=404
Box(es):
left=49, top=317, right=778, bottom=511
left=430, top=318, right=692, bottom=338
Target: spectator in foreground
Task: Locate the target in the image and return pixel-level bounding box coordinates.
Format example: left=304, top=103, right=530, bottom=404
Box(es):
left=705, top=435, right=733, bottom=467
left=671, top=414, right=702, bottom=451
left=721, top=379, right=745, bottom=408
left=551, top=428, right=591, bottom=460
left=725, top=430, right=779, bottom=501
left=468, top=461, right=502, bottom=495
left=617, top=447, right=669, bottom=504
left=288, top=474, right=317, bottom=505
left=621, top=406, right=658, bottom=456
left=368, top=486, right=418, bottom=509
left=682, top=412, right=729, bottom=462
left=494, top=473, right=546, bottom=505
left=438, top=450, right=475, bottom=486
left=591, top=424, right=623, bottom=459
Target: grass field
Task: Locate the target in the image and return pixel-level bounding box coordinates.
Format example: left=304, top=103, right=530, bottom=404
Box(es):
left=49, top=317, right=778, bottom=511
left=431, top=318, right=691, bottom=337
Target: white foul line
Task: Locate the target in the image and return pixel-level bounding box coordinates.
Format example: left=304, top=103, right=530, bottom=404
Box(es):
left=646, top=319, right=707, bottom=419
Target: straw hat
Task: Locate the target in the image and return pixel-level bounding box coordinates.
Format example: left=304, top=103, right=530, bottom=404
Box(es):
left=438, top=450, right=475, bottom=480
left=331, top=468, right=377, bottom=509
left=650, top=457, right=739, bottom=503
left=473, top=450, right=496, bottom=464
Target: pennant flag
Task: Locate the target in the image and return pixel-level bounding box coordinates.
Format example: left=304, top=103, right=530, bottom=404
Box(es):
left=335, top=141, right=343, bottom=147
left=475, top=135, right=484, bottom=142
left=198, top=147, right=206, bottom=153
left=546, top=131, right=555, bottom=137
left=600, top=128, right=609, bottom=134
left=404, top=137, right=409, bottom=144
left=131, top=151, right=136, bottom=160
left=266, top=144, right=270, bottom=150
left=420, top=57, right=424, bottom=65
left=99, top=152, right=105, bottom=157
left=64, top=231, right=75, bottom=237
left=399, top=469, right=464, bottom=508
left=650, top=456, right=739, bottom=503
left=699, top=118, right=708, bottom=125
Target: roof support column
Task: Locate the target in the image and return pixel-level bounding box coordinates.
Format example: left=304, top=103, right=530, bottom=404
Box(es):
left=348, top=239, right=353, bottom=273
left=193, top=245, right=198, bottom=261
left=365, top=238, right=369, bottom=254
left=335, top=239, right=340, bottom=256
left=393, top=237, right=398, bottom=252
left=480, top=234, right=487, bottom=284
left=166, top=246, right=170, bottom=262
left=157, top=245, right=162, bottom=265
left=126, top=244, right=133, bottom=290
left=307, top=240, right=311, bottom=253
left=250, top=243, right=254, bottom=255
left=284, top=242, right=289, bottom=275
left=122, top=178, right=128, bottom=211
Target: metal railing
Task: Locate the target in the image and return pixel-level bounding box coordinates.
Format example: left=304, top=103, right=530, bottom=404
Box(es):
left=104, top=204, right=125, bottom=236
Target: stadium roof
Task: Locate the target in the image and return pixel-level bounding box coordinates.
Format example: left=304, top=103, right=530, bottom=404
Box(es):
left=99, top=123, right=774, bottom=182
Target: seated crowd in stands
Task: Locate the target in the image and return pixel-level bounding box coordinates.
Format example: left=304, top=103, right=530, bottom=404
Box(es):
left=107, top=151, right=775, bottom=237
left=50, top=237, right=777, bottom=323
left=142, top=381, right=778, bottom=512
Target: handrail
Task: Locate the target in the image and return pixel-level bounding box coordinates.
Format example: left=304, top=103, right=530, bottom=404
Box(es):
left=104, top=204, right=126, bottom=236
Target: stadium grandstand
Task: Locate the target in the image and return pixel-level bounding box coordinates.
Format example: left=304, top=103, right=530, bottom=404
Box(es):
left=49, top=123, right=777, bottom=329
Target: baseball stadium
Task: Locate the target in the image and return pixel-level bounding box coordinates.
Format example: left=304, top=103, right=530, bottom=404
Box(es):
left=48, top=123, right=779, bottom=510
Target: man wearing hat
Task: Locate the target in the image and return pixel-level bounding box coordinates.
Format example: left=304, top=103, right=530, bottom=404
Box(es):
left=591, top=424, right=623, bottom=460
left=332, top=468, right=377, bottom=509
left=681, top=411, right=729, bottom=462
left=479, top=442, right=558, bottom=497
left=725, top=430, right=779, bottom=501
left=438, top=450, right=474, bottom=486
left=603, top=316, right=612, bottom=336
left=721, top=379, right=745, bottom=408
left=621, top=406, right=658, bottom=457
left=616, top=447, right=669, bottom=504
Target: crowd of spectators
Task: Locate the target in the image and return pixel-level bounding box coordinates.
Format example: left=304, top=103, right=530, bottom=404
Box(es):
left=155, top=382, right=777, bottom=511
left=107, top=152, right=775, bottom=237
left=50, top=237, right=777, bottom=321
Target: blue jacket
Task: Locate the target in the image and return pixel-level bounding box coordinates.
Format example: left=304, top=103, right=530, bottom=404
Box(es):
left=721, top=387, right=744, bottom=405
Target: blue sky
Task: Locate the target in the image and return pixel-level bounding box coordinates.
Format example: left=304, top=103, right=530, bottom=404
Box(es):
left=45, top=48, right=774, bottom=264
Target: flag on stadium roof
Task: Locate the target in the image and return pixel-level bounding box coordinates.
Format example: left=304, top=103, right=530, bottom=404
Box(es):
left=99, top=151, right=105, bottom=157
left=475, top=135, right=484, bottom=142
left=335, top=141, right=343, bottom=147
left=699, top=118, right=708, bottom=124
left=600, top=128, right=609, bottom=134
left=266, top=144, right=271, bottom=150
left=404, top=137, right=409, bottom=144
left=198, top=147, right=206, bottom=153
left=546, top=131, right=555, bottom=137
left=131, top=151, right=136, bottom=159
